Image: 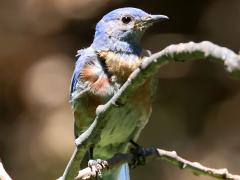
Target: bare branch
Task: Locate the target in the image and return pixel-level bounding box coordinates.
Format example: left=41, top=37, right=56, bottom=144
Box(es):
left=61, top=41, right=240, bottom=180
left=75, top=147, right=240, bottom=180
left=0, top=159, right=12, bottom=180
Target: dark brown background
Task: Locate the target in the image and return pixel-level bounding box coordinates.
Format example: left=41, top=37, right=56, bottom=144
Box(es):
left=0, top=0, right=239, bottom=179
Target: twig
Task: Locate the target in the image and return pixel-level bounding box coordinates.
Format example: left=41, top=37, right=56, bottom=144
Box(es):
left=155, top=148, right=240, bottom=180
left=61, top=41, right=240, bottom=180
left=75, top=147, right=240, bottom=180
left=0, top=159, right=12, bottom=180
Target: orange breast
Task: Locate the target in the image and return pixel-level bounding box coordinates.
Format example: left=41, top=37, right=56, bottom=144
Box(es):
left=98, top=51, right=142, bottom=79
left=81, top=64, right=99, bottom=82
left=90, top=74, right=111, bottom=96
left=81, top=63, right=113, bottom=97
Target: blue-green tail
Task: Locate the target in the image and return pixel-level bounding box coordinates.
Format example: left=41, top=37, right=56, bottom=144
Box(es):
left=102, top=163, right=130, bottom=180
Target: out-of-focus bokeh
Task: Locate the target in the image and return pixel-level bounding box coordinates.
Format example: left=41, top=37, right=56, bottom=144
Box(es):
left=0, top=0, right=239, bottom=179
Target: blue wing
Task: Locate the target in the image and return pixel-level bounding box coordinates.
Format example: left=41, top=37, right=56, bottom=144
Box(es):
left=70, top=64, right=80, bottom=94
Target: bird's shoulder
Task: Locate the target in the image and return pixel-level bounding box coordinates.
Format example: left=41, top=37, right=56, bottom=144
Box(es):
left=70, top=47, right=116, bottom=101
left=70, top=47, right=98, bottom=98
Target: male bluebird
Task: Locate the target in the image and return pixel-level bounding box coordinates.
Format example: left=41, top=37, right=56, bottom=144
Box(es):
left=70, top=7, right=168, bottom=180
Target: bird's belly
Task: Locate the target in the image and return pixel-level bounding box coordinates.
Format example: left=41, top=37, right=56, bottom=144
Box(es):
left=94, top=103, right=151, bottom=159
left=73, top=80, right=154, bottom=159
left=93, top=84, right=152, bottom=159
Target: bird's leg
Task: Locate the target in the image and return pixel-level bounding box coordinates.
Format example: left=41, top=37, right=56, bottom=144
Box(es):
left=112, top=100, right=125, bottom=107
left=129, top=140, right=146, bottom=169
left=88, top=146, right=94, bottom=160
left=87, top=146, right=108, bottom=179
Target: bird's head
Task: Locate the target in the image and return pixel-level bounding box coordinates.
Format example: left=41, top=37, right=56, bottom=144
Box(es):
left=92, top=7, right=168, bottom=54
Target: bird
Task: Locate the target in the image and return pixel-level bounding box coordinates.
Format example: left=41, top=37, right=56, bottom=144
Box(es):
left=70, top=7, right=168, bottom=180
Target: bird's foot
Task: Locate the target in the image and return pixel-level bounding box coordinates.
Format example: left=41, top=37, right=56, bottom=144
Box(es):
left=129, top=140, right=146, bottom=169
left=88, top=159, right=109, bottom=178
left=112, top=100, right=124, bottom=107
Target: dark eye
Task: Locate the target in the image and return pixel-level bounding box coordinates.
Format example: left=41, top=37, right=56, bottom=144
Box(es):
left=121, top=16, right=132, bottom=24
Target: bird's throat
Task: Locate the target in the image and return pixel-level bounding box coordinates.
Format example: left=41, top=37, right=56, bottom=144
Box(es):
left=92, top=32, right=142, bottom=55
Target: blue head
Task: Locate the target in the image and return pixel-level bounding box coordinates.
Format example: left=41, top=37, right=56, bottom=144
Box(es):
left=91, top=7, right=168, bottom=55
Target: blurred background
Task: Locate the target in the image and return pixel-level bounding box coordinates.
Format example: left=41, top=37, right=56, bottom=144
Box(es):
left=0, top=0, right=239, bottom=179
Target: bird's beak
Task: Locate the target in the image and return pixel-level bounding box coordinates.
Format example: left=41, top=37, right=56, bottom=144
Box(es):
left=145, top=14, right=169, bottom=23
left=135, top=14, right=169, bottom=30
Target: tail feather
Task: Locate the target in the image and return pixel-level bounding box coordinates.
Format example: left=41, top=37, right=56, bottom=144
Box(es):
left=102, top=163, right=130, bottom=180
left=117, top=163, right=130, bottom=180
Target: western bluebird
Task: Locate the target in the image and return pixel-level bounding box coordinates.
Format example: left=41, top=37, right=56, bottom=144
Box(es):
left=70, top=7, right=168, bottom=180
